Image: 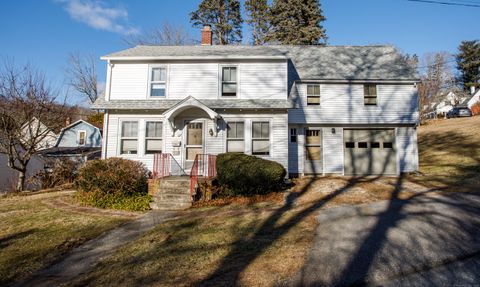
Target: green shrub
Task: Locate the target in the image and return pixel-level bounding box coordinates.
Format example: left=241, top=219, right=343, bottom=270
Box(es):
left=74, top=158, right=150, bottom=211
left=216, top=153, right=286, bottom=196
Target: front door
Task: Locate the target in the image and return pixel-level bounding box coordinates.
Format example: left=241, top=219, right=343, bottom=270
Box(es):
left=184, top=121, right=204, bottom=171
left=304, top=128, right=323, bottom=175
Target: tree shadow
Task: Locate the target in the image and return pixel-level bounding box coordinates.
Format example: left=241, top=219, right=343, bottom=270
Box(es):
left=0, top=229, right=37, bottom=249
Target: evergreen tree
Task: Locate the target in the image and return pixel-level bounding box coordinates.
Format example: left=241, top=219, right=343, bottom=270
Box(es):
left=190, top=0, right=243, bottom=45
left=456, top=40, right=480, bottom=90
left=268, top=0, right=327, bottom=45
left=245, top=0, right=270, bottom=45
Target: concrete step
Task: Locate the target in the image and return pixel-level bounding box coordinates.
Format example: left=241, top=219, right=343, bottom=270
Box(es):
left=150, top=201, right=191, bottom=211
left=160, top=181, right=190, bottom=189
left=153, top=193, right=191, bottom=202
left=154, top=186, right=190, bottom=194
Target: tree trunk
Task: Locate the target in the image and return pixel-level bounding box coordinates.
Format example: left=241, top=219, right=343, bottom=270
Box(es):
left=17, top=170, right=26, bottom=192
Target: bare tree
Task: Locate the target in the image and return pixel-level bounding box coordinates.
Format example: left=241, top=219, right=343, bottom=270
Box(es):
left=125, top=21, right=194, bottom=46
left=418, top=52, right=456, bottom=117
left=0, top=62, right=69, bottom=191
left=66, top=53, right=98, bottom=104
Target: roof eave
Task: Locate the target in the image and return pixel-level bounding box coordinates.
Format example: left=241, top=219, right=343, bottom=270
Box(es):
left=100, top=55, right=288, bottom=61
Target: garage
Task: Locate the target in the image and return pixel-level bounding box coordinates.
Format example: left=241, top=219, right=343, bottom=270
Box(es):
left=343, top=129, right=397, bottom=175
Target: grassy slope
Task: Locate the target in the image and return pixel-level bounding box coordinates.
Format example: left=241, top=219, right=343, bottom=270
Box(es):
left=0, top=192, right=129, bottom=285
left=411, top=116, right=480, bottom=191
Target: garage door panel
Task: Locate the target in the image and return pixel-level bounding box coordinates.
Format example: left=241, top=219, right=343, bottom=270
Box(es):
left=344, top=129, right=397, bottom=175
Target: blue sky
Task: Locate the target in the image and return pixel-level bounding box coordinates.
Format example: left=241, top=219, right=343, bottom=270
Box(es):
left=0, top=0, right=478, bottom=104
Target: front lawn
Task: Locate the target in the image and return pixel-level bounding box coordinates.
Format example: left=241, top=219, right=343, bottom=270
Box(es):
left=410, top=116, right=480, bottom=192
left=0, top=191, right=132, bottom=285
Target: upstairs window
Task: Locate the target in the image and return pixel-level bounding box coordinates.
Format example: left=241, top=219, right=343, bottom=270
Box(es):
left=252, top=122, right=270, bottom=155
left=150, top=67, right=167, bottom=97
left=307, top=85, right=320, bottom=105
left=222, top=67, right=237, bottom=97
left=226, top=122, right=244, bottom=153
left=145, top=122, right=163, bottom=154
left=120, top=121, right=138, bottom=154
left=78, top=131, right=86, bottom=146
left=364, top=84, right=377, bottom=105
left=290, top=128, right=297, bottom=142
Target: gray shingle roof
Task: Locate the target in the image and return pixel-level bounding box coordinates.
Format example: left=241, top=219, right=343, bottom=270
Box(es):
left=91, top=97, right=292, bottom=110
left=102, top=45, right=419, bottom=81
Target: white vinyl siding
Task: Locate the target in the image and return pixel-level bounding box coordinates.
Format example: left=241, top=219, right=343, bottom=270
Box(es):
left=396, top=127, right=419, bottom=173
left=289, top=83, right=418, bottom=124
left=322, top=127, right=344, bottom=174
left=107, top=61, right=287, bottom=100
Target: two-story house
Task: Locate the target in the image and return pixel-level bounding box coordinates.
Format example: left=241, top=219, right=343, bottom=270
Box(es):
left=93, top=26, right=419, bottom=177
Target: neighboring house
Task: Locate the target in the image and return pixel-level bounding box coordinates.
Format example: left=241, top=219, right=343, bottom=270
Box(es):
left=467, top=88, right=480, bottom=109
left=39, top=120, right=102, bottom=162
left=21, top=117, right=59, bottom=150
left=92, top=26, right=420, bottom=176
left=431, top=91, right=472, bottom=117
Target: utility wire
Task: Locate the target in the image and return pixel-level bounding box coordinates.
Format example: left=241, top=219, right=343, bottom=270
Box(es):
left=406, top=0, right=480, bottom=8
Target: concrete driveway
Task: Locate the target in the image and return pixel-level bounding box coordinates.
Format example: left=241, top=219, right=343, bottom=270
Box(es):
left=295, top=190, right=480, bottom=286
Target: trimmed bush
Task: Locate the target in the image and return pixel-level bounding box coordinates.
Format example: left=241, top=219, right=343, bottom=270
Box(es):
left=74, top=158, right=150, bottom=211
left=216, top=153, right=286, bottom=196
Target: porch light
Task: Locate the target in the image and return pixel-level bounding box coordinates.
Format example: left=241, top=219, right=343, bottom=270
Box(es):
left=209, top=128, right=214, bottom=136
left=331, top=128, right=336, bottom=134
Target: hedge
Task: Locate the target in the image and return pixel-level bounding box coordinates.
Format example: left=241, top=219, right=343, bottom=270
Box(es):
left=216, top=153, right=286, bottom=196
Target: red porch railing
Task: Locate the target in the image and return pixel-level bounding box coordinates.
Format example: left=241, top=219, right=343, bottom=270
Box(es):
left=152, top=153, right=186, bottom=178
left=190, top=154, right=217, bottom=197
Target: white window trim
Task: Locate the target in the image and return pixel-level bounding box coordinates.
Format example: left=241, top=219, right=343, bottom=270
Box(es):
left=306, top=84, right=321, bottom=106
left=77, top=130, right=86, bottom=146
left=219, top=64, right=239, bottom=98
left=147, top=65, right=168, bottom=99
left=144, top=121, right=164, bottom=155
left=118, top=119, right=139, bottom=156
left=251, top=120, right=271, bottom=157
left=225, top=120, right=245, bottom=153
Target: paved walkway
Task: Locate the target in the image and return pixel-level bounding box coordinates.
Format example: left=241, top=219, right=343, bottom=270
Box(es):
left=294, top=191, right=480, bottom=286
left=14, top=210, right=178, bottom=287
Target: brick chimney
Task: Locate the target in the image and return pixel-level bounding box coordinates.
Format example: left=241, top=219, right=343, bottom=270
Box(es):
left=201, top=25, right=212, bottom=46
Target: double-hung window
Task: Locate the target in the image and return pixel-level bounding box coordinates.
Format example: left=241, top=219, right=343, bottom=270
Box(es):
left=252, top=122, right=270, bottom=155
left=78, top=131, right=86, bottom=146
left=307, top=84, right=320, bottom=105
left=145, top=122, right=163, bottom=154
left=120, top=121, right=138, bottom=154
left=222, top=67, right=237, bottom=97
left=226, top=122, right=244, bottom=153
left=150, top=67, right=167, bottom=97
left=364, top=84, right=377, bottom=105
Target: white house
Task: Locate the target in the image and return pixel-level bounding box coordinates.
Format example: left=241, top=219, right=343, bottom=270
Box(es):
left=468, top=88, right=480, bottom=109
left=92, top=27, right=419, bottom=176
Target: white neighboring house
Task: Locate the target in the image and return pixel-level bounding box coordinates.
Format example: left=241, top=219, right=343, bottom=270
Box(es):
left=468, top=89, right=480, bottom=109
left=92, top=27, right=420, bottom=176
left=0, top=117, right=56, bottom=192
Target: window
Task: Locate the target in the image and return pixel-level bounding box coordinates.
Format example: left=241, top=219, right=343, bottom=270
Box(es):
left=383, top=142, right=393, bottom=149
left=226, top=122, right=244, bottom=153
left=290, top=128, right=297, bottom=143
left=364, top=84, right=377, bottom=105
left=252, top=122, right=269, bottom=155
left=145, top=122, right=163, bottom=154
left=222, top=67, right=237, bottom=97
left=150, top=67, right=167, bottom=97
left=307, top=85, right=320, bottom=105
left=78, top=131, right=86, bottom=146
left=371, top=142, right=380, bottom=148
left=345, top=142, right=355, bottom=148
left=120, top=121, right=138, bottom=154
left=358, top=142, right=368, bottom=148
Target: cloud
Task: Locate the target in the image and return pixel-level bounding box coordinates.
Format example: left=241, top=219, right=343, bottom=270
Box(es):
left=58, top=0, right=139, bottom=35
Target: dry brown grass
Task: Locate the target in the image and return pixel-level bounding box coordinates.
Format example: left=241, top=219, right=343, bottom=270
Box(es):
left=0, top=191, right=130, bottom=285
left=408, top=116, right=480, bottom=192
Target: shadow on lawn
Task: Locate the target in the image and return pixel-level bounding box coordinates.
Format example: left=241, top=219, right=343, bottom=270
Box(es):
left=0, top=229, right=37, bottom=249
